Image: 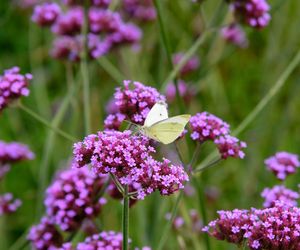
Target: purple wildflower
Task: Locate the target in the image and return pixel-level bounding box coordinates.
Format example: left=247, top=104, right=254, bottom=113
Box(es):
left=221, top=24, right=248, bottom=48
left=204, top=201, right=300, bottom=250
left=261, top=185, right=299, bottom=208
left=165, top=80, right=194, bottom=105
left=44, top=167, right=107, bottom=231
left=73, top=130, right=188, bottom=199
left=172, top=52, right=200, bottom=76
left=165, top=213, right=185, bottom=230
left=113, top=80, right=166, bottom=125
left=89, top=8, right=122, bottom=34
left=0, top=140, right=35, bottom=164
left=107, top=23, right=142, bottom=46
left=0, top=193, right=22, bottom=215
left=214, top=135, right=247, bottom=159
left=231, top=0, right=271, bottom=29
left=264, top=151, right=300, bottom=180
left=51, top=7, right=83, bottom=35
left=189, top=209, right=203, bottom=232
left=0, top=67, right=32, bottom=111
left=104, top=113, right=126, bottom=131
left=123, top=0, right=156, bottom=22
left=32, top=3, right=61, bottom=26
left=77, top=231, right=124, bottom=250
left=190, top=112, right=230, bottom=143
left=27, top=217, right=63, bottom=250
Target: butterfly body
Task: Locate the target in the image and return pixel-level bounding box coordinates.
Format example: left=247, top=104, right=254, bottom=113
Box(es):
left=141, top=102, right=190, bottom=144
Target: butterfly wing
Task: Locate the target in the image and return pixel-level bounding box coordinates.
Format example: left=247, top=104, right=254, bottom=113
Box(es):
left=143, top=102, right=168, bottom=127
left=145, top=115, right=191, bottom=144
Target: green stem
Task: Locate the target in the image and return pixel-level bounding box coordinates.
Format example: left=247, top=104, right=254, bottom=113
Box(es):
left=153, top=0, right=184, bottom=113
left=36, top=64, right=79, bottom=216
left=110, top=173, right=124, bottom=194
left=81, top=0, right=91, bottom=134
left=193, top=158, right=221, bottom=173
left=97, top=57, right=126, bottom=83
left=193, top=178, right=211, bottom=250
left=122, top=185, right=129, bottom=250
left=18, top=103, right=76, bottom=142
left=194, top=49, right=300, bottom=171
left=157, top=191, right=183, bottom=250
left=233, top=50, right=300, bottom=136
left=160, top=28, right=215, bottom=91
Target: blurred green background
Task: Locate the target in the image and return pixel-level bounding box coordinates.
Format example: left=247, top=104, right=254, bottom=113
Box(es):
left=0, top=0, right=300, bottom=249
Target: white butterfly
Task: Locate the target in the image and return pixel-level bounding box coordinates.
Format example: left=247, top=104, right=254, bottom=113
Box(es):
left=141, top=102, right=191, bottom=144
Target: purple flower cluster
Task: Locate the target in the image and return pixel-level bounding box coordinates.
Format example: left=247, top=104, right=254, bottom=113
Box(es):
left=172, top=52, right=200, bottom=76
left=221, top=24, right=248, bottom=48
left=0, top=67, right=32, bottom=111
left=261, top=185, right=299, bottom=208
left=123, top=0, right=156, bottom=22
left=0, top=193, right=22, bottom=215
left=203, top=201, right=300, bottom=249
left=190, top=112, right=246, bottom=159
left=165, top=80, right=194, bottom=105
left=32, top=2, right=142, bottom=61
left=31, top=2, right=61, bottom=26
left=0, top=140, right=35, bottom=164
left=264, top=151, right=300, bottom=180
left=103, top=113, right=126, bottom=131
left=73, top=130, right=188, bottom=199
left=190, top=112, right=230, bottom=142
left=231, top=0, right=271, bottom=29
left=214, top=135, right=247, bottom=159
left=77, top=231, right=123, bottom=250
left=28, top=217, right=63, bottom=250
left=44, top=168, right=107, bottom=231
left=112, top=80, right=166, bottom=125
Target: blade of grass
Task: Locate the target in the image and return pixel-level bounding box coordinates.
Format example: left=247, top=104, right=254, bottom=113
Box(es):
left=81, top=0, right=91, bottom=134
left=97, top=57, right=126, bottom=83
left=18, top=102, right=77, bottom=142
left=194, top=49, right=300, bottom=172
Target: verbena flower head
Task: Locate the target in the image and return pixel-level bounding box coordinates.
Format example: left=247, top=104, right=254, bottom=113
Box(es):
left=0, top=140, right=35, bottom=164
left=264, top=151, right=300, bottom=180
left=261, top=185, right=299, bottom=208
left=0, top=193, right=22, bottom=215
left=89, top=9, right=122, bottom=34
left=203, top=201, right=300, bottom=250
left=28, top=217, right=63, bottom=250
left=172, top=52, right=200, bottom=76
left=51, top=34, right=110, bottom=61
left=190, top=112, right=230, bottom=143
left=214, top=135, right=247, bottom=159
left=221, top=24, right=248, bottom=48
left=77, top=231, right=124, bottom=250
left=32, top=3, right=61, bottom=26
left=44, top=168, right=107, bottom=231
left=0, top=67, right=32, bottom=111
left=103, top=113, right=126, bottom=131
left=231, top=0, right=271, bottom=29
left=165, top=80, right=194, bottom=105
left=51, top=7, right=83, bottom=35
left=123, top=0, right=156, bottom=22
left=73, top=130, right=188, bottom=199
left=113, top=80, right=166, bottom=125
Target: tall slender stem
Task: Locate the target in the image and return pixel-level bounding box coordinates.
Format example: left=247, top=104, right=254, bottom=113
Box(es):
left=122, top=185, right=129, bottom=250
left=81, top=0, right=91, bottom=134
left=153, top=0, right=185, bottom=113
left=157, top=191, right=183, bottom=250
left=18, top=103, right=76, bottom=142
